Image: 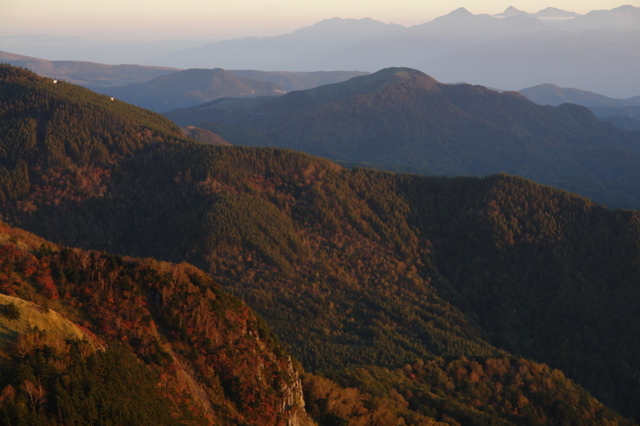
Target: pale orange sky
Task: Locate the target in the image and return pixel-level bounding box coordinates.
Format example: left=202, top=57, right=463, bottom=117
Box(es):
left=2, top=1, right=638, bottom=39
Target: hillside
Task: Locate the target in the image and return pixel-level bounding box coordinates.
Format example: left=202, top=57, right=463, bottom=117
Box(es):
left=519, top=83, right=640, bottom=108
left=0, top=52, right=369, bottom=113
left=0, top=224, right=628, bottom=426
left=1, top=64, right=639, bottom=424
left=0, top=221, right=310, bottom=425
left=227, top=70, right=369, bottom=92
left=180, top=126, right=232, bottom=146
left=166, top=67, right=640, bottom=209
left=520, top=83, right=640, bottom=131
left=0, top=50, right=177, bottom=89
left=100, top=68, right=287, bottom=112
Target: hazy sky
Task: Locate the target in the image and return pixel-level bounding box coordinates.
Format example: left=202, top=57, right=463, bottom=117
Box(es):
left=3, top=1, right=639, bottom=40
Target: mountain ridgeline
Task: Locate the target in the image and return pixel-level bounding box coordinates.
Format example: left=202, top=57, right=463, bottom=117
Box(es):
left=2, top=65, right=640, bottom=424
left=144, top=6, right=640, bottom=97
left=0, top=50, right=179, bottom=89
left=95, top=68, right=371, bottom=113
left=166, top=67, right=640, bottom=209
left=99, top=68, right=288, bottom=113
left=520, top=83, right=640, bottom=131
left=0, top=51, right=369, bottom=112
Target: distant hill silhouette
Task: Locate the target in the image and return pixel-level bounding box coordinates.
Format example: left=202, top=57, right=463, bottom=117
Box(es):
left=100, top=68, right=287, bottom=112
left=100, top=68, right=370, bottom=113
left=520, top=83, right=640, bottom=108
left=0, top=50, right=177, bottom=89
left=521, top=83, right=640, bottom=130
left=0, top=51, right=368, bottom=112
left=166, top=67, right=640, bottom=209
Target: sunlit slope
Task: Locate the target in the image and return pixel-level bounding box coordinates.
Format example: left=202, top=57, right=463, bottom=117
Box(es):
left=0, top=220, right=310, bottom=425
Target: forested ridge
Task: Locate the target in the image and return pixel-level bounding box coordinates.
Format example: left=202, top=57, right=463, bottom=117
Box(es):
left=0, top=222, right=309, bottom=425
left=166, top=67, right=640, bottom=209
left=1, top=64, right=640, bottom=424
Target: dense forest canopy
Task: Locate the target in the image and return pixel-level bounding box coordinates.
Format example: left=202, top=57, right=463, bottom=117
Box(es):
left=1, top=64, right=640, bottom=424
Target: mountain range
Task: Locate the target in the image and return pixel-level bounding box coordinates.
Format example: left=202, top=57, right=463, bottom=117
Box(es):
left=98, top=68, right=287, bottom=112
left=0, top=50, right=369, bottom=112
left=145, top=5, right=640, bottom=97
left=0, top=50, right=178, bottom=89
left=96, top=68, right=369, bottom=112
left=2, top=64, right=640, bottom=424
left=165, top=67, right=640, bottom=209
left=494, top=6, right=580, bottom=20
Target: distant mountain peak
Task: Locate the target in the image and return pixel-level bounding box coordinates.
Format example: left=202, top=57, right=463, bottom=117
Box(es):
left=611, top=5, right=639, bottom=12
left=447, top=7, right=474, bottom=17
left=290, top=16, right=406, bottom=39
left=297, top=16, right=402, bottom=31
left=348, top=67, right=438, bottom=91
left=534, top=7, right=579, bottom=18
left=493, top=6, right=531, bottom=19
left=503, top=6, right=528, bottom=16
left=246, top=67, right=438, bottom=109
left=375, top=66, right=426, bottom=77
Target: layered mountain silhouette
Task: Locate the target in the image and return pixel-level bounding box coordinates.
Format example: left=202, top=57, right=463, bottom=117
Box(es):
left=494, top=6, right=580, bottom=20
left=166, top=67, right=640, bottom=209
left=145, top=6, right=640, bottom=97
left=0, top=50, right=369, bottom=112
left=99, top=68, right=287, bottom=112
left=520, top=83, right=640, bottom=108
left=147, top=17, right=405, bottom=70
left=0, top=50, right=177, bottom=89
left=99, top=68, right=372, bottom=113
left=521, top=83, right=640, bottom=130
left=2, top=64, right=640, bottom=424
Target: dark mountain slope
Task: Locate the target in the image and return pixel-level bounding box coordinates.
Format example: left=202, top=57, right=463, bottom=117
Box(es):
left=400, top=172, right=640, bottom=418
left=1, top=65, right=639, bottom=423
left=520, top=83, right=640, bottom=108
left=167, top=67, right=640, bottom=208
left=101, top=68, right=287, bottom=112
left=520, top=83, right=640, bottom=130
